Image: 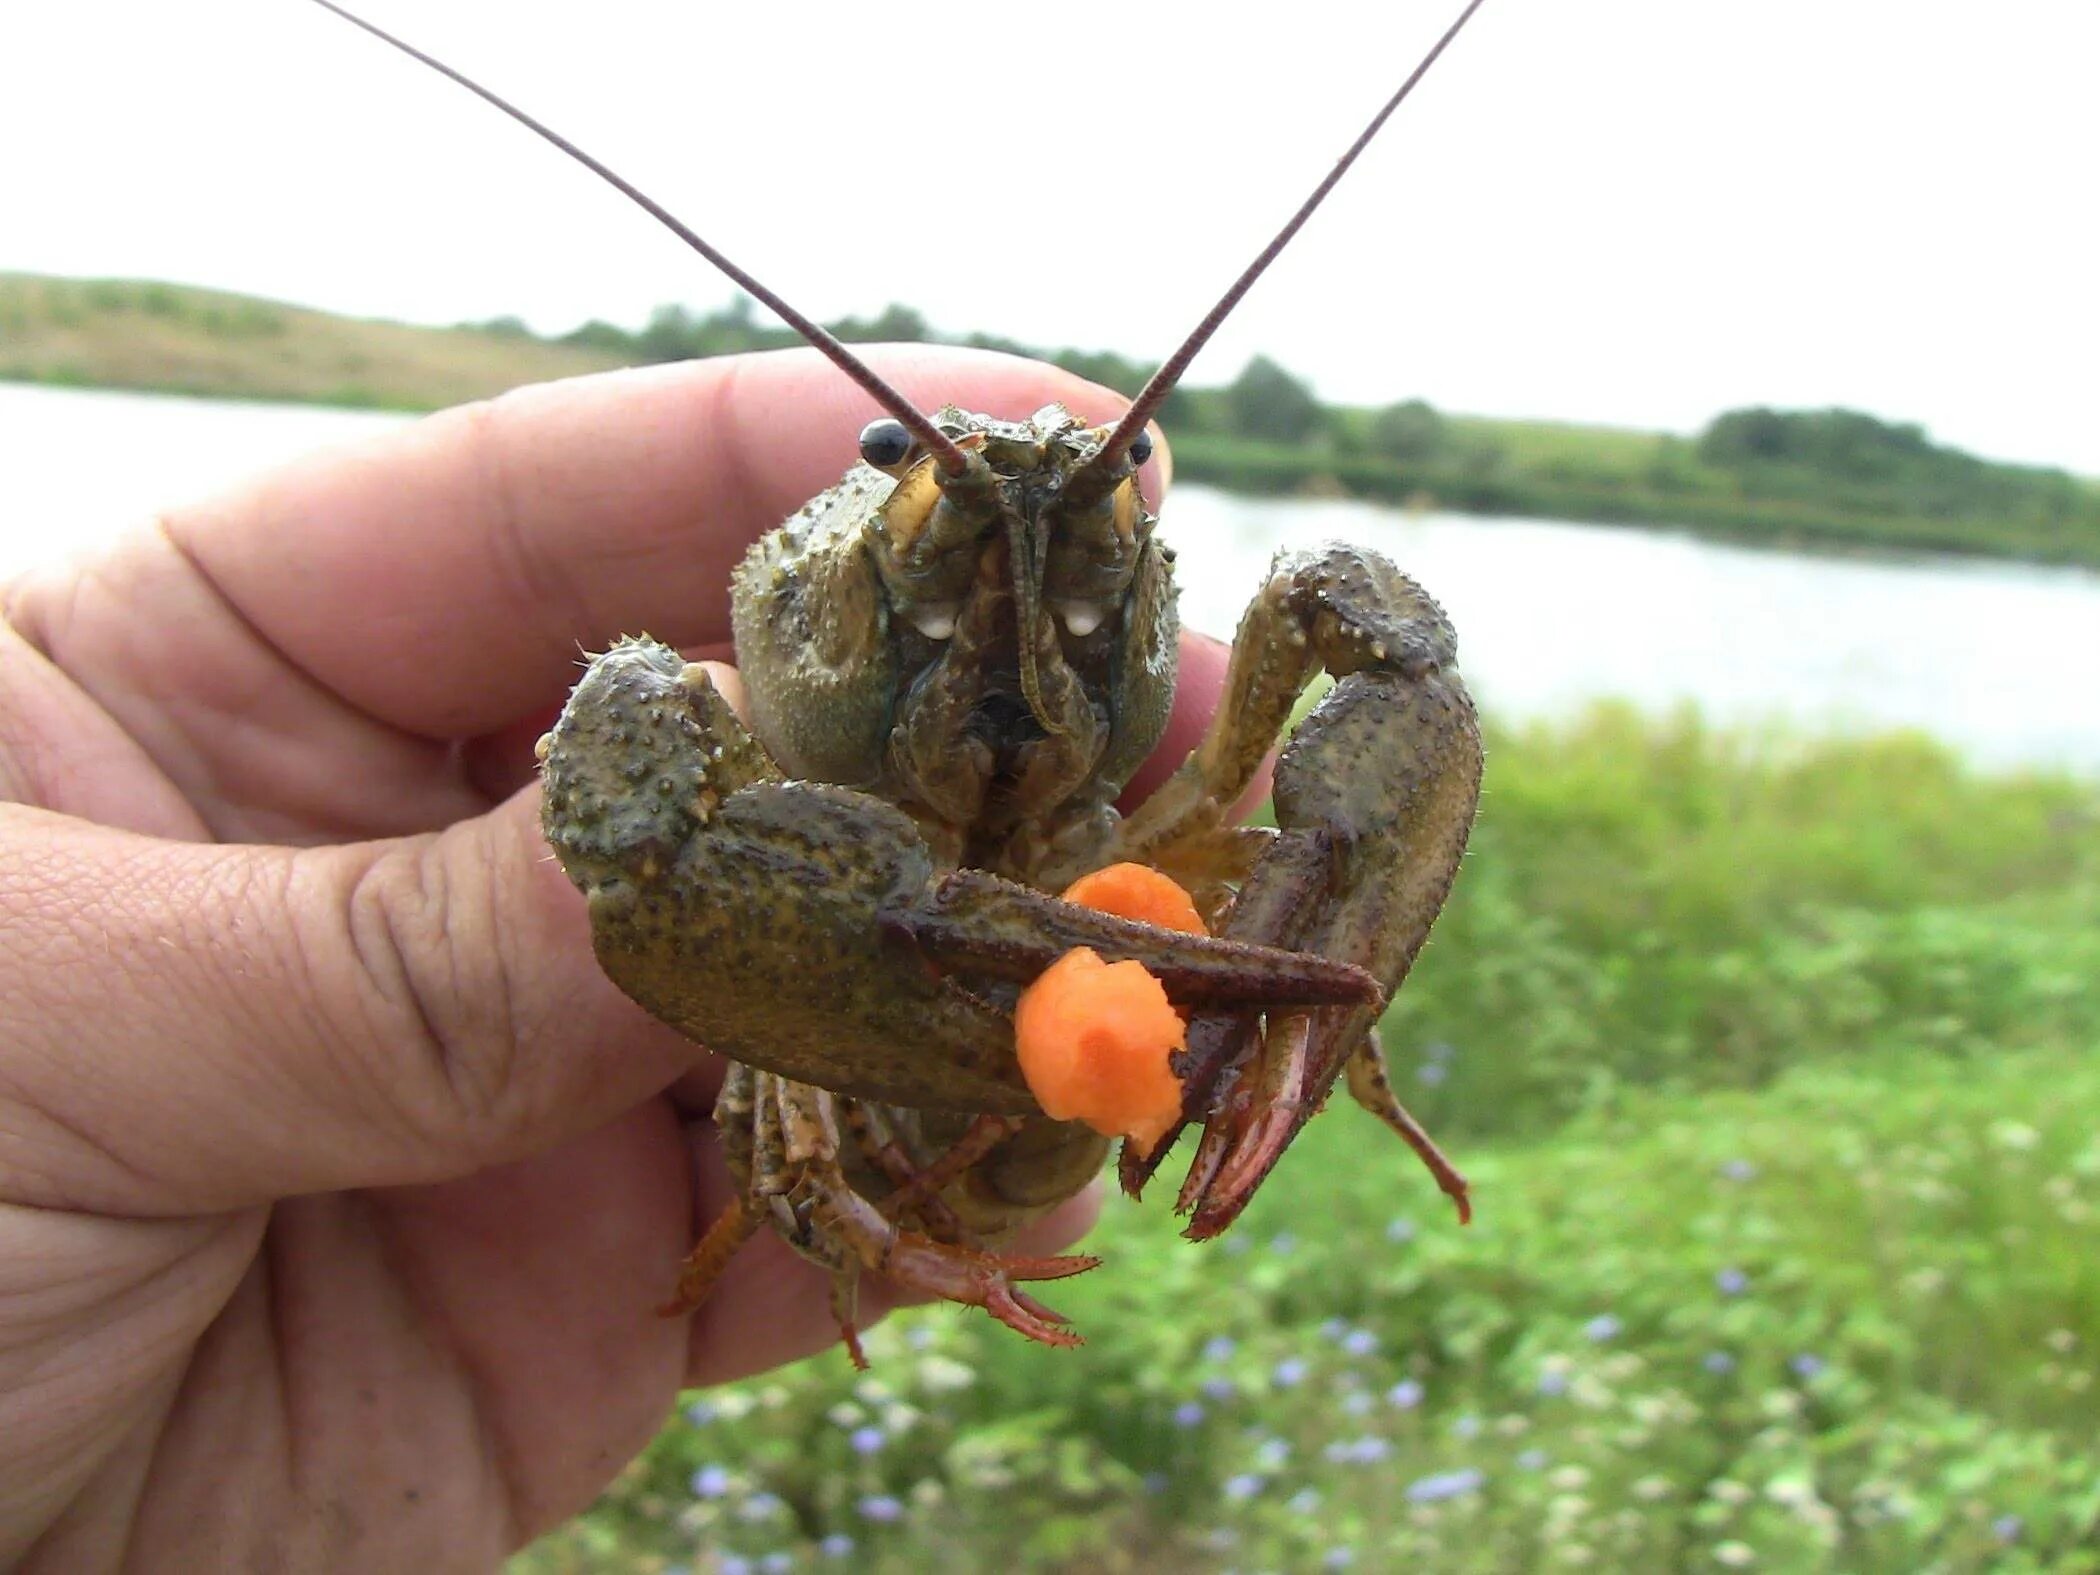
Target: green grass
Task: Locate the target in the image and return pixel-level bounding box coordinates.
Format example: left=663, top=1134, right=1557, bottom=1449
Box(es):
left=0, top=272, right=628, bottom=410
left=515, top=712, right=2100, bottom=1573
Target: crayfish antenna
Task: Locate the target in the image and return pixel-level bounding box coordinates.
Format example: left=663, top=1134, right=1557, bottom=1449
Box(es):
left=299, top=0, right=968, bottom=475
left=1070, top=0, right=1494, bottom=487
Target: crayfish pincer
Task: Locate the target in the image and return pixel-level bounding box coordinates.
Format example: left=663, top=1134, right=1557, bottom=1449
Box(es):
left=313, top=0, right=1491, bottom=1357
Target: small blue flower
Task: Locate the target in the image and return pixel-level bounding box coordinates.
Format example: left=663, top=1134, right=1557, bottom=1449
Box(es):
left=1203, top=1335, right=1238, bottom=1362
left=1324, top=1551, right=1358, bottom=1571
left=1516, top=1448, right=1549, bottom=1471
left=1425, top=1039, right=1457, bottom=1062
left=690, top=1465, right=731, bottom=1499
left=1173, top=1401, right=1207, bottom=1428
left=1537, top=1370, right=1569, bottom=1397
left=1255, top=1437, right=1292, bottom=1471
left=1715, top=1267, right=1749, bottom=1296
left=739, top=1491, right=785, bottom=1522
left=1323, top=1435, right=1392, bottom=1465
left=906, top=1325, right=935, bottom=1350
left=1320, top=1316, right=1350, bottom=1341
left=721, top=1557, right=753, bottom=1575
left=1270, top=1232, right=1299, bottom=1255
left=1703, top=1351, right=1737, bottom=1374
left=819, top=1533, right=856, bottom=1559
left=1342, top=1328, right=1379, bottom=1358
left=1142, top=1471, right=1169, bottom=1496
left=1223, top=1473, right=1265, bottom=1501
left=849, top=1425, right=886, bottom=1455
left=683, top=1400, right=717, bottom=1427
left=1287, top=1487, right=1323, bottom=1515
left=1272, top=1357, right=1310, bottom=1388
left=856, top=1493, right=904, bottom=1523
left=1386, top=1217, right=1418, bottom=1243
left=1223, top=1234, right=1253, bottom=1257
left=1584, top=1315, right=1623, bottom=1343
left=1720, top=1158, right=1757, bottom=1182
left=1416, top=1061, right=1449, bottom=1086
left=1791, top=1353, right=1827, bottom=1379
left=1387, top=1379, right=1424, bottom=1409
left=1451, top=1413, right=1482, bottom=1440
left=1406, top=1467, right=1486, bottom=1503
left=1202, top=1376, right=1238, bottom=1402
left=760, top=1557, right=794, bottom=1575
left=1994, top=1514, right=2024, bottom=1543
left=1343, top=1390, right=1374, bottom=1416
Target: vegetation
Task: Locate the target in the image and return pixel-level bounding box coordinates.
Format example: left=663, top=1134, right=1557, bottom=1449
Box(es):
left=517, top=710, right=2100, bottom=1573
left=7, top=272, right=2100, bottom=568
left=0, top=272, right=626, bottom=409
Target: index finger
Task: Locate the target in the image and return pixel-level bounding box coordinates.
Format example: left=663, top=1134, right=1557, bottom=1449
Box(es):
left=137, top=346, right=1166, bottom=740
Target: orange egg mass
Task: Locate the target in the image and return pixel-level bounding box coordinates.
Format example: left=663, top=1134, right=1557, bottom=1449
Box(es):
left=1058, top=862, right=1209, bottom=935
left=1013, top=949, right=1186, bottom=1155
left=1011, top=865, right=1207, bottom=1156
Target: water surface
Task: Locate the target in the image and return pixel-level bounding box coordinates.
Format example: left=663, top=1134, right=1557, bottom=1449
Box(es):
left=4, top=383, right=2095, bottom=772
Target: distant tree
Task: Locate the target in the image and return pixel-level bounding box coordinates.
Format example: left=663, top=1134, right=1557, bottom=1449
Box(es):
left=1158, top=385, right=1223, bottom=437
left=1692, top=405, right=2100, bottom=528
left=637, top=304, right=703, bottom=362
left=561, top=318, right=639, bottom=353
left=1226, top=355, right=1323, bottom=445
left=1050, top=348, right=1150, bottom=399
left=1697, top=406, right=1790, bottom=465
left=833, top=304, right=930, bottom=344
left=1698, top=406, right=1933, bottom=479
left=1370, top=398, right=1447, bottom=462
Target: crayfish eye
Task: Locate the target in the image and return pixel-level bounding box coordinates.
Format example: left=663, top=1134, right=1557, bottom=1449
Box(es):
left=1126, top=430, right=1155, bottom=467
left=858, top=418, right=914, bottom=469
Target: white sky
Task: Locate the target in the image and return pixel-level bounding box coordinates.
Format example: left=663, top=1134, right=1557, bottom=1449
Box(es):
left=6, top=0, right=2098, bottom=473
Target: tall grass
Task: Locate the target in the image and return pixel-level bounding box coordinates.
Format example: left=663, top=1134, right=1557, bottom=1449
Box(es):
left=1389, top=705, right=2100, bottom=1141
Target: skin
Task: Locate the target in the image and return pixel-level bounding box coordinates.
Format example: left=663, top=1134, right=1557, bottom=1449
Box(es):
left=0, top=347, right=1252, bottom=1572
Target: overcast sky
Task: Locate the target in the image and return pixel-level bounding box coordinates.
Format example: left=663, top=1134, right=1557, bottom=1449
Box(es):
left=6, top=0, right=2097, bottom=472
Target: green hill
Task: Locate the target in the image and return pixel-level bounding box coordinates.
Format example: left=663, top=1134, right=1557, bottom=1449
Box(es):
left=0, top=272, right=628, bottom=409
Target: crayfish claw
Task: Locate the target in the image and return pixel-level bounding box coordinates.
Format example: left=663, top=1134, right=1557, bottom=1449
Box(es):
left=884, top=1238, right=1101, bottom=1348
left=986, top=1285, right=1085, bottom=1348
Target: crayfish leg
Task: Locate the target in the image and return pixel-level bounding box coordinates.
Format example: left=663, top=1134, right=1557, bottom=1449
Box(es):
left=829, top=1267, right=869, bottom=1371
left=838, top=1098, right=969, bottom=1241
left=1344, top=1039, right=1471, bottom=1225
left=657, top=1197, right=762, bottom=1318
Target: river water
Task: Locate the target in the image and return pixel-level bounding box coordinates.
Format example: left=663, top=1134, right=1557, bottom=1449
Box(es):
left=4, top=383, right=2095, bottom=773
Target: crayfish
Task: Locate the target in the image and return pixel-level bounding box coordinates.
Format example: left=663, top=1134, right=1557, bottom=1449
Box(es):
left=314, top=0, right=1488, bottom=1359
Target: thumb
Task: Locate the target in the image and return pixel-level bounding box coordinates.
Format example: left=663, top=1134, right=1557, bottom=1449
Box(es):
left=0, top=792, right=702, bottom=1214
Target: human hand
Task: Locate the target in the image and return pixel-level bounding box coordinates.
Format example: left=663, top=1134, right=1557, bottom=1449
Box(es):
left=0, top=348, right=1228, bottom=1570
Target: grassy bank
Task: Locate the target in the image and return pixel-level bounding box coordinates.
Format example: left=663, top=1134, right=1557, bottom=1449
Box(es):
left=518, top=711, right=2100, bottom=1573
left=8, top=272, right=2099, bottom=571
left=0, top=272, right=626, bottom=408
left=1170, top=432, right=2099, bottom=565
